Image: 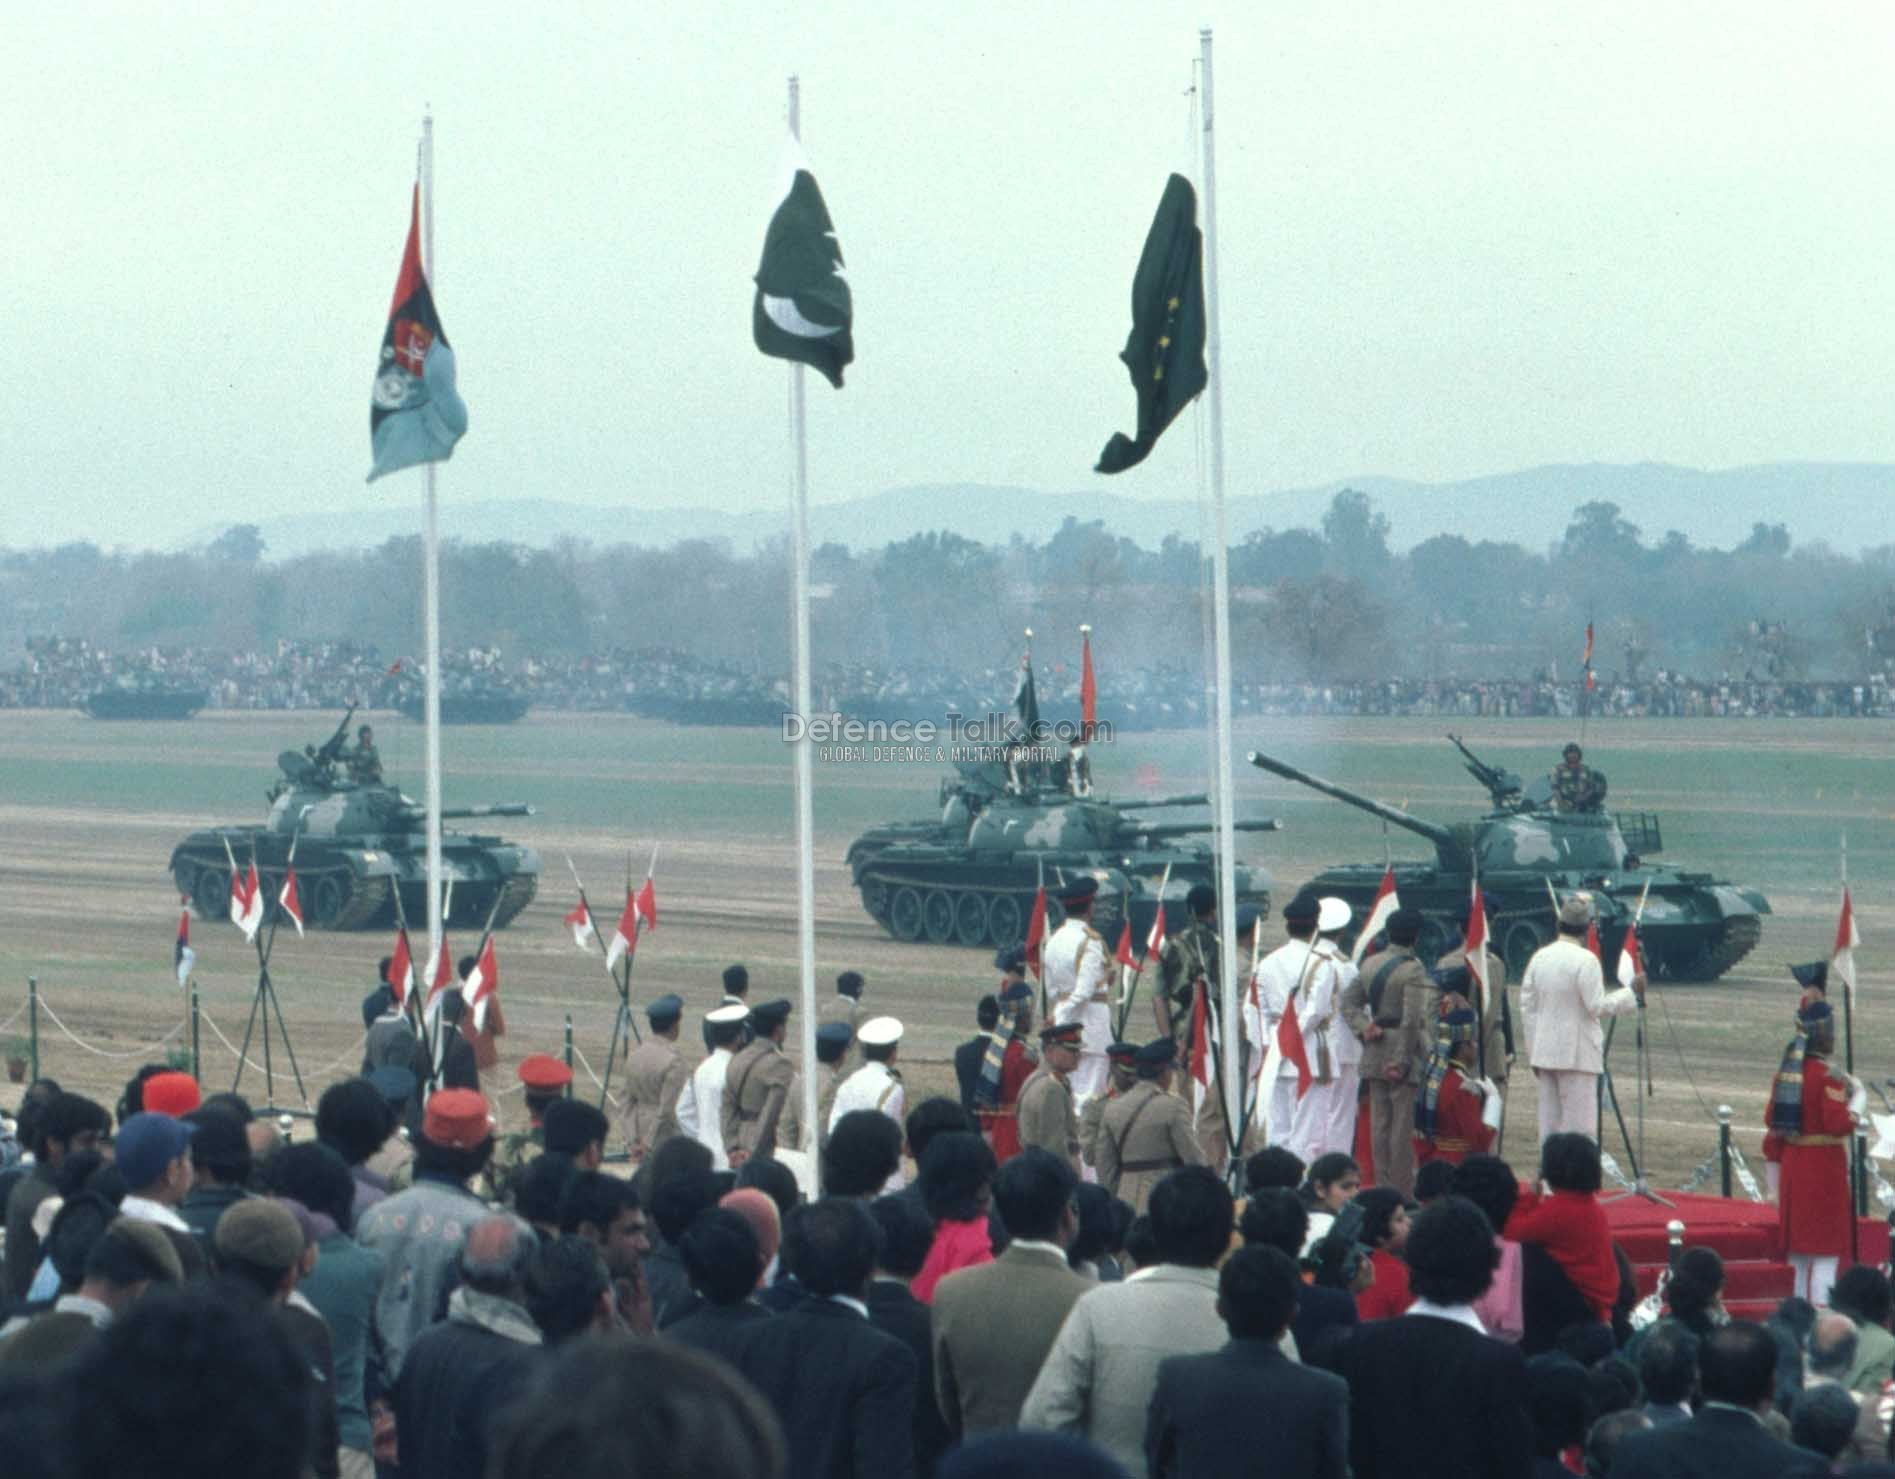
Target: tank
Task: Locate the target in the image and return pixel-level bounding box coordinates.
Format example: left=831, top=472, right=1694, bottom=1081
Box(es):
left=396, top=689, right=530, bottom=724
left=168, top=709, right=539, bottom=931
left=81, top=684, right=209, bottom=720
left=847, top=759, right=1279, bottom=948
left=1246, top=736, right=1771, bottom=982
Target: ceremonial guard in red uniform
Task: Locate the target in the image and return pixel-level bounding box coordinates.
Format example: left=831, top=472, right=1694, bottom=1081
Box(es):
left=1769, top=996, right=1861, bottom=1305
left=1762, top=960, right=1829, bottom=1201
left=1413, top=1004, right=1496, bottom=1169
left=976, top=979, right=1038, bottom=1162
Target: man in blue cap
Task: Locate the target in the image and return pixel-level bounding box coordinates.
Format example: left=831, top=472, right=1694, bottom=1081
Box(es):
left=113, top=1112, right=207, bottom=1281
left=623, top=994, right=689, bottom=1164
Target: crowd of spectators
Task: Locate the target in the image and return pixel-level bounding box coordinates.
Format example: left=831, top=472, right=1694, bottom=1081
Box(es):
left=4, top=1053, right=1891, bottom=1479
left=6, top=635, right=1894, bottom=724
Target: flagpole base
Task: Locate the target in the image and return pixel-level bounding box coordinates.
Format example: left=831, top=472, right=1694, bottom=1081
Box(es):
left=1603, top=1178, right=1675, bottom=1208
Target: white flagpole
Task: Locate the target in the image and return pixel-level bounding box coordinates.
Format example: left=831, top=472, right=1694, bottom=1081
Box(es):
left=419, top=112, right=445, bottom=1022
left=788, top=75, right=821, bottom=1173
left=1200, top=29, right=1243, bottom=1146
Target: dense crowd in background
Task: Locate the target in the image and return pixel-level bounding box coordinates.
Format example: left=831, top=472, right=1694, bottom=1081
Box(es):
left=7, top=635, right=1893, bottom=724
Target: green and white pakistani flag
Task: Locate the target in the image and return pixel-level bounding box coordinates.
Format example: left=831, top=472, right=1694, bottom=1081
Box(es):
left=753, top=139, right=854, bottom=388
left=1096, top=173, right=1208, bottom=475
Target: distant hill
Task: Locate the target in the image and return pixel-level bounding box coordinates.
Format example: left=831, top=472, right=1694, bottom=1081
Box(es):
left=179, top=461, right=1895, bottom=559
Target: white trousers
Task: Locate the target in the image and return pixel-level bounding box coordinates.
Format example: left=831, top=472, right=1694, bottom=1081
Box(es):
left=1071, top=1051, right=1108, bottom=1113
left=1288, top=1070, right=1361, bottom=1163
left=1790, top=1253, right=1839, bottom=1306
left=1537, top=1068, right=1600, bottom=1142
left=1263, top=1077, right=1300, bottom=1150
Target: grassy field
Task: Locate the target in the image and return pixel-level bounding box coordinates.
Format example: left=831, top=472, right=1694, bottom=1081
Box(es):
left=1, top=706, right=1890, bottom=1189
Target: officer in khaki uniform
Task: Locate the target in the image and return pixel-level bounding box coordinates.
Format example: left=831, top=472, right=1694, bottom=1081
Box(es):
left=1340, top=907, right=1431, bottom=1196
left=1018, top=1021, right=1084, bottom=1172
left=721, top=998, right=795, bottom=1165
left=1078, top=1042, right=1139, bottom=1175
left=491, top=1053, right=571, bottom=1203
left=1095, top=1040, right=1206, bottom=1213
left=622, top=994, right=690, bottom=1163
left=818, top=971, right=865, bottom=1030
left=810, top=1021, right=854, bottom=1146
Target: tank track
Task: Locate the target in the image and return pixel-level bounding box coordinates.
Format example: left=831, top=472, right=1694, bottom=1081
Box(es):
left=323, top=872, right=392, bottom=931
left=1662, top=913, right=1764, bottom=983
left=488, top=870, right=539, bottom=930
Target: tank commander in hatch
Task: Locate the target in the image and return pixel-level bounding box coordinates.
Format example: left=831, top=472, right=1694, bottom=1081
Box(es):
left=344, top=724, right=384, bottom=787
left=1550, top=742, right=1604, bottom=813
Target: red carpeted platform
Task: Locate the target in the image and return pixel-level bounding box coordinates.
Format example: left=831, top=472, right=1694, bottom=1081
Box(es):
left=1603, top=1191, right=1890, bottom=1320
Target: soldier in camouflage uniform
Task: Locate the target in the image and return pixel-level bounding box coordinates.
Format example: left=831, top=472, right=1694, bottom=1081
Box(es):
left=1551, top=743, right=1606, bottom=813
left=1153, top=883, right=1229, bottom=1173
left=491, top=1053, right=572, bottom=1204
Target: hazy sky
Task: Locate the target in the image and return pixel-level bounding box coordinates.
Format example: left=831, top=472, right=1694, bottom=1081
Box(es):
left=5, top=2, right=1894, bottom=551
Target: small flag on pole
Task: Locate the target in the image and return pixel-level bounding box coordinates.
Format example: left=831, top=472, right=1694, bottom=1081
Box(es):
left=606, top=878, right=658, bottom=968
left=1188, top=981, right=1214, bottom=1118
left=564, top=900, right=595, bottom=950
left=1024, top=884, right=1049, bottom=977
left=1096, top=173, right=1208, bottom=474
left=386, top=929, right=414, bottom=1008
left=278, top=867, right=304, bottom=938
left=1585, top=921, right=1602, bottom=959
left=1833, top=886, right=1860, bottom=1013
left=752, top=136, right=853, bottom=389
left=464, top=935, right=499, bottom=1031
left=1145, top=901, right=1169, bottom=964
left=229, top=862, right=263, bottom=943
left=1114, top=920, right=1139, bottom=971
left=385, top=658, right=404, bottom=677
left=174, top=906, right=195, bottom=987
left=1080, top=627, right=1097, bottom=737
left=367, top=184, right=467, bottom=483
left=424, top=936, right=455, bottom=1010
left=1616, top=923, right=1643, bottom=989
left=1464, top=886, right=1488, bottom=1010
left=1583, top=621, right=1596, bottom=693
left=1353, top=867, right=1400, bottom=964
left=1277, top=992, right=1313, bottom=1100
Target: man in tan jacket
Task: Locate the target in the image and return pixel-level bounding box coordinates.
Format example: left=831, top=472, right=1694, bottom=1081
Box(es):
left=1341, top=907, right=1431, bottom=1195
left=1079, top=1042, right=1139, bottom=1175
left=621, top=993, right=690, bottom=1163
left=1018, top=1022, right=1084, bottom=1172
left=1095, top=1041, right=1206, bottom=1214
left=721, top=999, right=795, bottom=1165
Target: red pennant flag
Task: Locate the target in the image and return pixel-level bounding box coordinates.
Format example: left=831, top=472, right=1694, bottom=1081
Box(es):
left=1463, top=886, right=1488, bottom=1010
left=606, top=878, right=658, bottom=967
left=1188, top=980, right=1213, bottom=1117
left=387, top=930, right=414, bottom=1008
left=564, top=899, right=595, bottom=951
left=385, top=658, right=403, bottom=676
left=1584, top=622, right=1596, bottom=692
left=1080, top=627, right=1097, bottom=736
left=424, top=936, right=455, bottom=1008
left=174, top=906, right=195, bottom=987
left=1114, top=920, right=1139, bottom=970
left=1277, top=991, right=1314, bottom=1100
left=1024, top=885, right=1049, bottom=976
left=278, top=867, right=305, bottom=938
left=1352, top=867, right=1399, bottom=964
left=1833, top=886, right=1860, bottom=1012
left=1144, top=902, right=1168, bottom=964
left=464, top=934, right=499, bottom=1030
left=1615, top=923, right=1643, bottom=989
left=1585, top=921, right=1601, bottom=958
left=233, top=862, right=264, bottom=942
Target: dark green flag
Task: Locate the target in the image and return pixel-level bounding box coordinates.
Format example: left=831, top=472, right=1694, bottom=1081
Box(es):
left=753, top=148, right=853, bottom=389
left=1096, top=173, right=1208, bottom=474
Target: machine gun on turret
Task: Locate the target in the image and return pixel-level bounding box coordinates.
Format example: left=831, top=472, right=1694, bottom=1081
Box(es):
left=1447, top=732, right=1533, bottom=813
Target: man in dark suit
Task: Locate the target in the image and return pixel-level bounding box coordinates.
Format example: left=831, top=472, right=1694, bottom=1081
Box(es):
left=1636, top=1322, right=1699, bottom=1426
left=1147, top=1244, right=1349, bottom=1478
left=1611, top=1321, right=1826, bottom=1479
left=1334, top=1195, right=1533, bottom=1479
left=1239, top=1188, right=1357, bottom=1367
left=955, top=997, right=1002, bottom=1112
left=663, top=1206, right=774, bottom=1365
left=869, top=1195, right=951, bottom=1478
left=720, top=1197, right=918, bottom=1479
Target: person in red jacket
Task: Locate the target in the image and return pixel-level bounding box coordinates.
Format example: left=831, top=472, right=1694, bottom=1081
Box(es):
left=1413, top=1005, right=1496, bottom=1170
left=1762, top=961, right=1830, bottom=1201
left=976, top=980, right=1038, bottom=1163
left=1353, top=1185, right=1415, bottom=1320
left=1506, top=1132, right=1618, bottom=1323
left=1769, top=997, right=1861, bottom=1305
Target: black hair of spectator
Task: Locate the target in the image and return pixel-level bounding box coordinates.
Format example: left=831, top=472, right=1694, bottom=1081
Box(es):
left=1413, top=1158, right=1457, bottom=1203
left=1790, top=1382, right=1860, bottom=1461
left=1219, top=1244, right=1299, bottom=1341
left=1402, top=1195, right=1498, bottom=1305
left=1148, top=1167, right=1236, bottom=1269
left=976, top=997, right=1000, bottom=1031
left=1833, top=1265, right=1895, bottom=1326
left=487, top=1333, right=786, bottom=1479
left=822, top=1110, right=904, bottom=1198
left=85, top=1158, right=128, bottom=1206
left=734, top=1156, right=801, bottom=1222
left=1448, top=1154, right=1519, bottom=1235
left=515, top=1152, right=579, bottom=1229
left=46, top=1191, right=120, bottom=1289
left=543, top=1099, right=610, bottom=1158
left=1699, top=1320, right=1783, bottom=1409
left=524, top=1235, right=610, bottom=1344
left=1587, top=1355, right=1639, bottom=1417
left=1301, top=1152, right=1359, bottom=1206
left=870, top=1194, right=937, bottom=1279
left=115, top=1065, right=171, bottom=1127
left=722, top=965, right=750, bottom=996
left=262, top=1142, right=357, bottom=1235
left=1526, top=1353, right=1595, bottom=1459
left=1556, top=1320, right=1616, bottom=1368
left=315, top=1078, right=394, bottom=1168
left=72, top=1287, right=312, bottom=1479
left=1121, top=1213, right=1152, bottom=1274
left=651, top=1171, right=728, bottom=1246
left=558, top=1169, right=639, bottom=1237
left=1239, top=1187, right=1311, bottom=1257
left=86, top=1220, right=179, bottom=1289
left=1583, top=1410, right=1653, bottom=1479
left=1244, top=1145, right=1306, bottom=1194
left=1540, top=1132, right=1603, bottom=1194
left=33, top=1092, right=111, bottom=1159
left=919, top=1131, right=996, bottom=1224
left=1067, top=1183, right=1116, bottom=1269
left=1666, top=1246, right=1724, bottom=1321
left=678, top=1207, right=764, bottom=1306
left=784, top=1198, right=881, bottom=1299
left=905, top=1097, right=975, bottom=1163
left=1636, top=1321, right=1699, bottom=1407
left=991, top=1147, right=1076, bottom=1243
left=52, top=1147, right=108, bottom=1199
left=1105, top=1197, right=1133, bottom=1256
left=635, top=1135, right=714, bottom=1216
left=1354, top=1187, right=1407, bottom=1249
left=184, top=1107, right=253, bottom=1185
left=413, top=1131, right=494, bottom=1183
left=200, top=1091, right=255, bottom=1124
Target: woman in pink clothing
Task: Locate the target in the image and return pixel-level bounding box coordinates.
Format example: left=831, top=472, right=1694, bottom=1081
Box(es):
left=1451, top=1153, right=1526, bottom=1343
left=910, top=1132, right=997, bottom=1303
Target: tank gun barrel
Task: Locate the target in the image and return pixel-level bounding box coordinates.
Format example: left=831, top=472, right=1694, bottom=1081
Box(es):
left=396, top=802, right=534, bottom=821
left=1246, top=751, right=1456, bottom=847
left=1109, top=793, right=1211, bottom=810
left=1121, top=817, right=1283, bottom=842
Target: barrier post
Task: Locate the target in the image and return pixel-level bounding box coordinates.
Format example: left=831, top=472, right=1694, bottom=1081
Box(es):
left=563, top=1015, right=575, bottom=1098
left=1717, top=1104, right=1733, bottom=1199
left=27, top=977, right=39, bottom=1083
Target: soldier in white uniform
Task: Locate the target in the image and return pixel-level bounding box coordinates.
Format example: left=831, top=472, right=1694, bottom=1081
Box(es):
left=1043, top=878, right=1112, bottom=1109
left=678, top=1002, right=747, bottom=1170
left=1249, top=891, right=1321, bottom=1147
left=1286, top=897, right=1361, bottom=1161
left=827, top=1015, right=907, bottom=1191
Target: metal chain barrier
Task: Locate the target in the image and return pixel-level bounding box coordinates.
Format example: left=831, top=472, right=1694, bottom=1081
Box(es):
left=1597, top=1149, right=1636, bottom=1192
left=1725, top=1140, right=1765, bottom=1203
left=1674, top=1151, right=1721, bottom=1197
left=34, top=997, right=187, bottom=1062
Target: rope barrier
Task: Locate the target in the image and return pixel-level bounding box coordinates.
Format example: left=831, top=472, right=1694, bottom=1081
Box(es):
left=570, top=1043, right=623, bottom=1108
left=34, top=998, right=186, bottom=1062
left=197, top=1011, right=275, bottom=1078
left=0, top=1002, right=26, bottom=1035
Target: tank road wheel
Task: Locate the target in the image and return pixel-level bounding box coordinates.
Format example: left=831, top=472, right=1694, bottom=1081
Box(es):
left=987, top=893, right=1023, bottom=948
left=1503, top=920, right=1548, bottom=982
left=311, top=874, right=350, bottom=928
left=1416, top=914, right=1454, bottom=965
left=193, top=867, right=229, bottom=921
left=861, top=878, right=892, bottom=922
left=922, top=889, right=956, bottom=944
left=889, top=887, right=924, bottom=942
left=953, top=893, right=989, bottom=948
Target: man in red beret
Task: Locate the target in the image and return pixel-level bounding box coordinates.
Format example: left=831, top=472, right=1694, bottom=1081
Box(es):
left=140, top=1071, right=202, bottom=1118
left=491, top=1055, right=572, bottom=1204
left=355, top=1088, right=496, bottom=1378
